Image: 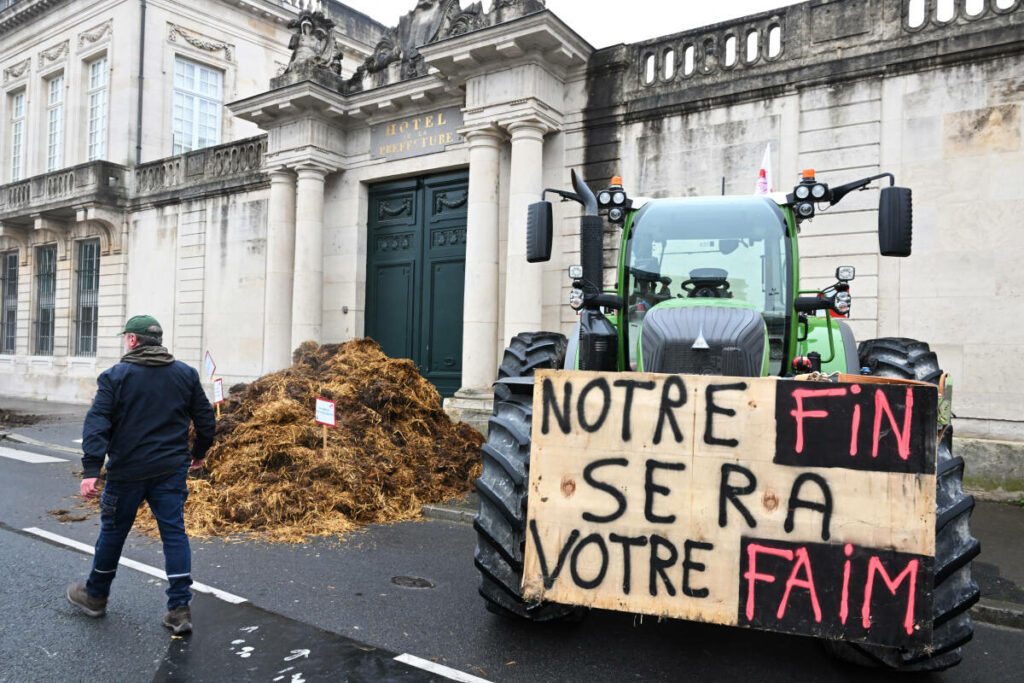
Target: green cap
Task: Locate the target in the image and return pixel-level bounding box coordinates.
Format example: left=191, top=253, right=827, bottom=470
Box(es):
left=119, top=314, right=163, bottom=336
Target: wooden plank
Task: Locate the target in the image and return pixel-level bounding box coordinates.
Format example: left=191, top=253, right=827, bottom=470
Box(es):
left=523, top=370, right=937, bottom=647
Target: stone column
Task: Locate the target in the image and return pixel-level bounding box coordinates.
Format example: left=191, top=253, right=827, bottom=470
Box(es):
left=291, top=164, right=328, bottom=351
left=444, top=127, right=505, bottom=434
left=263, top=169, right=296, bottom=373
left=460, top=127, right=504, bottom=389
left=502, top=120, right=547, bottom=344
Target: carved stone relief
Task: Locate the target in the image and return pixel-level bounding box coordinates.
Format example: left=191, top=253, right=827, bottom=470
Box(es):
left=78, top=20, right=112, bottom=48
left=284, top=11, right=342, bottom=75
left=39, top=40, right=69, bottom=68
left=3, top=58, right=30, bottom=83
left=168, top=23, right=235, bottom=63
left=345, top=0, right=545, bottom=93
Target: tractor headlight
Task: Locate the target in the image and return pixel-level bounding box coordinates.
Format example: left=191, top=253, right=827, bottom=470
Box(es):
left=598, top=191, right=611, bottom=206
left=811, top=183, right=828, bottom=200
left=797, top=202, right=814, bottom=218
left=834, top=291, right=852, bottom=315
left=569, top=288, right=584, bottom=310
left=612, top=191, right=626, bottom=205
left=568, top=265, right=583, bottom=279
left=836, top=265, right=855, bottom=282
left=608, top=207, right=624, bottom=222
left=795, top=185, right=810, bottom=200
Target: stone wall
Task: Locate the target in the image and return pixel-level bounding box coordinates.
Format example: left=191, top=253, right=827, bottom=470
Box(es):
left=577, top=0, right=1024, bottom=447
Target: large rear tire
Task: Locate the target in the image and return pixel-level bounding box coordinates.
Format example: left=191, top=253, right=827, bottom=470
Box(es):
left=824, top=338, right=980, bottom=672
left=474, top=332, right=583, bottom=621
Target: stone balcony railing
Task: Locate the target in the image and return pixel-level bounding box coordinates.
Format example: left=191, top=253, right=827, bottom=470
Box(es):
left=0, top=160, right=126, bottom=223
left=133, top=135, right=267, bottom=199
left=625, top=0, right=1023, bottom=106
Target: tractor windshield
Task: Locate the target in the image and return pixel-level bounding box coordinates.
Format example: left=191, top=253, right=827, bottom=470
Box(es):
left=625, top=196, right=791, bottom=374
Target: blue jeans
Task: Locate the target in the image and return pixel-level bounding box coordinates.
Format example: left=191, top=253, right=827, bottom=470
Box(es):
left=86, top=462, right=192, bottom=610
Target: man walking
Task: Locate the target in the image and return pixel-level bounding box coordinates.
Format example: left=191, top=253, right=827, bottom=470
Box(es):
left=66, top=315, right=216, bottom=634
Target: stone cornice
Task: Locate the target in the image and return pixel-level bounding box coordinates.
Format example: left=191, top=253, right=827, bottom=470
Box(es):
left=0, top=0, right=67, bottom=37
left=418, top=9, right=592, bottom=84
left=229, top=74, right=463, bottom=128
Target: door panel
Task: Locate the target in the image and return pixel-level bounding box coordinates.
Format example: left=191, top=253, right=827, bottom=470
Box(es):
left=372, top=262, right=415, bottom=359
left=365, top=171, right=467, bottom=398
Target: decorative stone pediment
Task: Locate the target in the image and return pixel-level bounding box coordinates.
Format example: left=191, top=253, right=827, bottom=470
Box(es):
left=345, top=0, right=545, bottom=93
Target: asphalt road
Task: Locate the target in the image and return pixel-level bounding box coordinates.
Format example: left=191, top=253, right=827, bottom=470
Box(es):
left=0, top=434, right=1021, bottom=682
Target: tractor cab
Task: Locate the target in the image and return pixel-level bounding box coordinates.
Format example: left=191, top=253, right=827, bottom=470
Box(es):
left=622, top=196, right=792, bottom=375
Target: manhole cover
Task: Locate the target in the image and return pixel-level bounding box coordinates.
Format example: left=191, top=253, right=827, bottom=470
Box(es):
left=391, top=576, right=435, bottom=589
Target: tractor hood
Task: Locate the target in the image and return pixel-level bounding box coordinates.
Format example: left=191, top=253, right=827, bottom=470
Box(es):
left=638, top=300, right=769, bottom=376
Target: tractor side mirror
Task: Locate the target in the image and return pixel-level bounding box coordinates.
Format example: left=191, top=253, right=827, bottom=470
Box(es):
left=879, top=186, right=913, bottom=257
left=526, top=200, right=553, bottom=263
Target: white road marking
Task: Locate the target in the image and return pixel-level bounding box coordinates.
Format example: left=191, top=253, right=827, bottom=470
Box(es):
left=23, top=527, right=247, bottom=604
left=394, top=654, right=489, bottom=683
left=4, top=433, right=82, bottom=455
left=0, top=446, right=66, bottom=464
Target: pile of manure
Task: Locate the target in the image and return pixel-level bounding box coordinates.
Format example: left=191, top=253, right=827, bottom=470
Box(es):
left=137, top=339, right=482, bottom=542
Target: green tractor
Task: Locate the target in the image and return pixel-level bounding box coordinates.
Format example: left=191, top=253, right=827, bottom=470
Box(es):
left=474, top=169, right=979, bottom=672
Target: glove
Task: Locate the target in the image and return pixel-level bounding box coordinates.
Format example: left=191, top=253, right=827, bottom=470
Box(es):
left=189, top=458, right=205, bottom=471
left=80, top=477, right=99, bottom=499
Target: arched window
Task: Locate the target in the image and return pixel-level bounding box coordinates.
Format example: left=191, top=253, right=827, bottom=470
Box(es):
left=746, top=30, right=759, bottom=62
left=995, top=0, right=1015, bottom=9
left=965, top=0, right=985, bottom=16
left=662, top=48, right=675, bottom=80
left=643, top=53, right=655, bottom=85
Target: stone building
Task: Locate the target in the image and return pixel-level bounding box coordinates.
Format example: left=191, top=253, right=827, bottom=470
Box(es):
left=0, top=0, right=1022, bottom=491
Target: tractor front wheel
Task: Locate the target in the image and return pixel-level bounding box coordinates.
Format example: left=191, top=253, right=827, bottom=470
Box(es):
left=473, top=332, right=583, bottom=621
left=824, top=337, right=981, bottom=672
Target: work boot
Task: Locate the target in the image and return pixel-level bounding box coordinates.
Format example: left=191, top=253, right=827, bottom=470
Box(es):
left=163, top=606, right=192, bottom=634
left=66, top=582, right=107, bottom=617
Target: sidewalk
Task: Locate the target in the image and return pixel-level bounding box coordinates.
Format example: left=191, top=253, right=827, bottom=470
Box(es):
left=3, top=396, right=1021, bottom=631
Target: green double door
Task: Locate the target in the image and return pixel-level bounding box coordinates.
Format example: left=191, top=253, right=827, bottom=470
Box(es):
left=365, top=170, right=468, bottom=398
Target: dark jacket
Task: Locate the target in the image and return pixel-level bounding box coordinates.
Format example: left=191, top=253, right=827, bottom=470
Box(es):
left=81, top=346, right=216, bottom=481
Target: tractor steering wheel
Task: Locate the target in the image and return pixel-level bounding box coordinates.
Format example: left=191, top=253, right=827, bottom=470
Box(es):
left=681, top=268, right=732, bottom=299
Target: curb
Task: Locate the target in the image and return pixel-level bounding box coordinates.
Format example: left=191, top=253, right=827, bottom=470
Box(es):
left=421, top=504, right=474, bottom=525
left=2, top=432, right=83, bottom=456
left=971, top=599, right=1024, bottom=630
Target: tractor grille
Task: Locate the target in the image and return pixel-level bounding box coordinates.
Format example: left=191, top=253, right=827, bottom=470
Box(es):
left=641, top=305, right=765, bottom=376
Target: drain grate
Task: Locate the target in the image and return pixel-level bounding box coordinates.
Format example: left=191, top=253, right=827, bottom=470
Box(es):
left=391, top=576, right=435, bottom=589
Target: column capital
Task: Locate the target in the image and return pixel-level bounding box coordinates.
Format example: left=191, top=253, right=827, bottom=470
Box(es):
left=266, top=166, right=297, bottom=181
left=295, top=163, right=331, bottom=180
left=459, top=124, right=507, bottom=148
left=503, top=117, right=556, bottom=141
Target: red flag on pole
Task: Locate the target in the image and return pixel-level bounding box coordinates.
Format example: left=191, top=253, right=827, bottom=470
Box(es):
left=755, top=144, right=774, bottom=195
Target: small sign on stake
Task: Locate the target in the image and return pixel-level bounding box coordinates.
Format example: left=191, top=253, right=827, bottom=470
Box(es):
left=315, top=397, right=336, bottom=453
left=204, top=350, right=216, bottom=381
left=212, top=378, right=225, bottom=418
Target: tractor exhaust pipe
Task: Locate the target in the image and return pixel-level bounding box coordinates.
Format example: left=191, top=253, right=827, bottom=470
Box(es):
left=572, top=170, right=604, bottom=299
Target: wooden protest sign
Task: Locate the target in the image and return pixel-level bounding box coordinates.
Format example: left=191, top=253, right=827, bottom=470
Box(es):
left=522, top=370, right=937, bottom=648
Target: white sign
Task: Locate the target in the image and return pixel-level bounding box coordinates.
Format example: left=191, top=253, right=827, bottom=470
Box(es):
left=212, top=378, right=224, bottom=404
left=315, top=398, right=336, bottom=427
left=204, top=350, right=216, bottom=380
